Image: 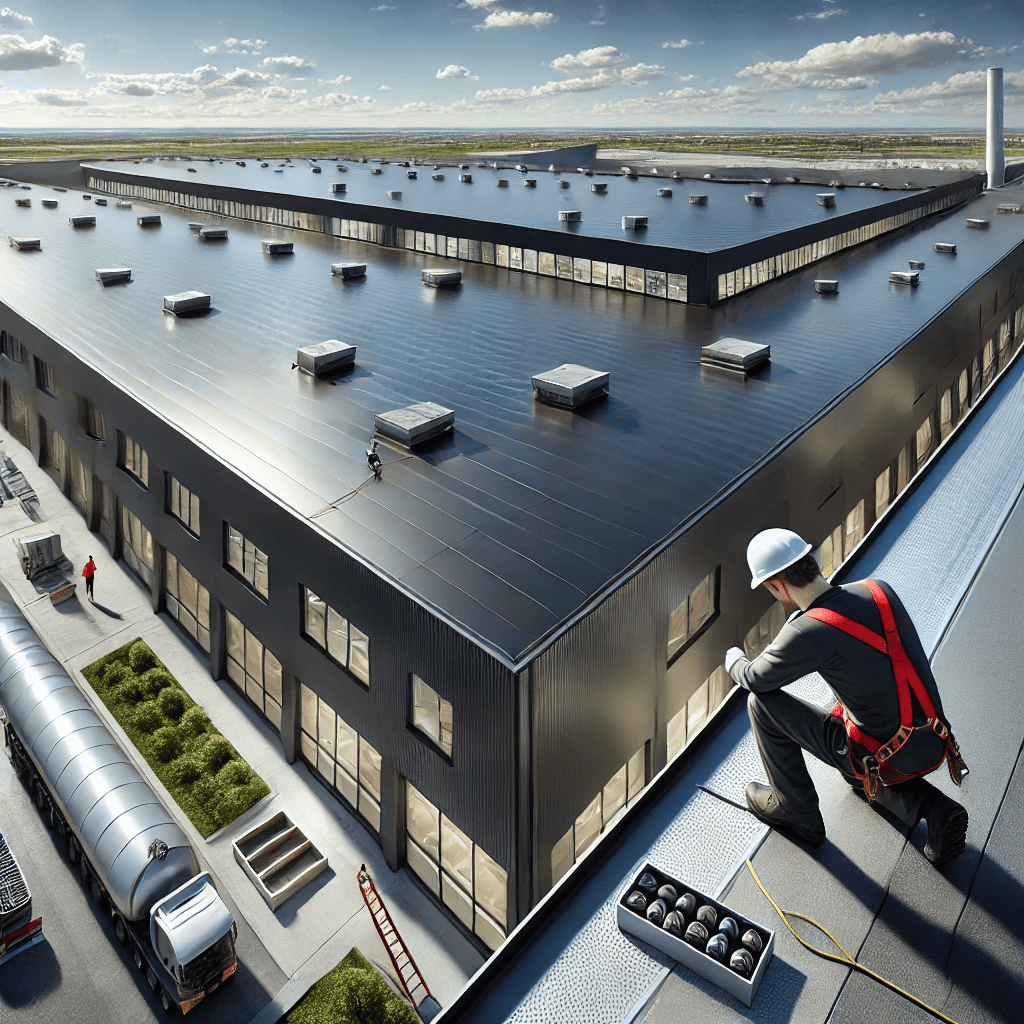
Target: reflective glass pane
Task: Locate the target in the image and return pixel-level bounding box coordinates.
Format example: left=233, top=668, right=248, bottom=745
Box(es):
left=667, top=704, right=687, bottom=760
left=406, top=783, right=440, bottom=859
left=481, top=241, right=494, bottom=264
left=687, top=570, right=715, bottom=635
left=439, top=696, right=453, bottom=757
left=473, top=845, right=507, bottom=928
left=227, top=525, right=243, bottom=574
left=556, top=255, right=572, bottom=279
left=625, top=266, right=645, bottom=293
left=572, top=258, right=591, bottom=284
left=667, top=597, right=687, bottom=660
left=412, top=674, right=440, bottom=744
left=360, top=790, right=381, bottom=832
left=174, top=565, right=194, bottom=618
left=359, top=738, right=381, bottom=802
left=264, top=649, right=282, bottom=703
left=442, top=872, right=473, bottom=928
left=574, top=795, right=601, bottom=857
left=687, top=681, right=709, bottom=738
left=245, top=630, right=264, bottom=683
left=602, top=765, right=627, bottom=825
left=475, top=907, right=505, bottom=951
left=190, top=492, right=200, bottom=535
left=336, top=715, right=358, bottom=778
left=326, top=604, right=348, bottom=664
left=495, top=244, right=508, bottom=267
left=523, top=249, right=538, bottom=273
left=305, top=588, right=327, bottom=647
left=299, top=729, right=317, bottom=766
left=170, top=477, right=181, bottom=519
left=550, top=826, right=575, bottom=885
left=591, top=261, right=607, bottom=287
left=350, top=624, right=370, bottom=684
left=627, top=746, right=645, bottom=802
left=875, top=468, right=891, bottom=520
left=225, top=609, right=244, bottom=666
left=197, top=584, right=210, bottom=630
left=407, top=840, right=440, bottom=896
left=608, top=264, right=624, bottom=289
left=539, top=252, right=555, bottom=276
left=165, top=550, right=178, bottom=598
left=254, top=546, right=269, bottom=598
left=509, top=247, right=522, bottom=270
left=441, top=815, right=473, bottom=891
left=317, top=698, right=336, bottom=756
left=645, top=270, right=667, bottom=298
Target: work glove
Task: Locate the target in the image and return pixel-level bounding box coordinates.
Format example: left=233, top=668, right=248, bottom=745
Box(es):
left=724, top=646, right=746, bottom=676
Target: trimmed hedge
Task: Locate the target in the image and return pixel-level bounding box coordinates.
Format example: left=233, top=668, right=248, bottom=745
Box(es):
left=83, top=639, right=269, bottom=838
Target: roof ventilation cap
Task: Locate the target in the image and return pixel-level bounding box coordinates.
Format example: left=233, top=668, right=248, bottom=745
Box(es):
left=406, top=170, right=417, bottom=179
left=657, top=188, right=673, bottom=198
left=260, top=162, right=268, bottom=168
left=198, top=226, right=227, bottom=240
left=689, top=194, right=708, bottom=205
left=458, top=163, right=469, bottom=170
left=459, top=173, right=473, bottom=183
left=622, top=215, right=648, bottom=229
left=311, top=165, right=322, bottom=173
left=337, top=164, right=348, bottom=171
left=295, top=340, right=356, bottom=376
left=41, top=199, right=58, bottom=209
left=908, top=259, right=926, bottom=270
left=386, top=190, right=402, bottom=200
left=523, top=178, right=536, bottom=187
left=370, top=167, right=382, bottom=175
left=14, top=198, right=30, bottom=207
left=432, top=173, right=445, bottom=181
left=95, top=268, right=131, bottom=285
left=934, top=242, right=957, bottom=254
left=163, top=291, right=211, bottom=315
left=814, top=280, right=839, bottom=294
left=591, top=182, right=608, bottom=193
left=262, top=240, right=293, bottom=255
left=816, top=193, right=836, bottom=207
left=496, top=179, right=509, bottom=188
left=744, top=193, right=764, bottom=206
left=82, top=194, right=91, bottom=199
left=422, top=268, right=462, bottom=287
left=557, top=180, right=570, bottom=189
left=332, top=262, right=366, bottom=279
left=137, top=214, right=161, bottom=226
left=9, top=236, right=40, bottom=251
left=889, top=270, right=920, bottom=286
left=996, top=202, right=1023, bottom=214
left=966, top=218, right=989, bottom=228
left=187, top=222, right=203, bottom=232
left=330, top=182, right=347, bottom=193
left=116, top=200, right=132, bottom=208
left=94, top=198, right=107, bottom=206
left=70, top=215, right=96, bottom=227
left=532, top=364, right=609, bottom=409
left=375, top=402, right=454, bottom=447
left=558, top=210, right=582, bottom=223
left=701, top=338, right=770, bottom=374
left=235, top=160, right=245, bottom=167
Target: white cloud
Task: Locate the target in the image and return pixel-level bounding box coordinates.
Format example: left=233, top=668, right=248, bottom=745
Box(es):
left=34, top=89, right=89, bottom=106
left=202, top=45, right=219, bottom=54
left=369, top=3, right=395, bottom=8
left=222, top=37, right=267, bottom=54
left=794, top=7, right=847, bottom=20
left=260, top=55, right=316, bottom=70
left=530, top=70, right=615, bottom=96
left=661, top=39, right=692, bottom=49
left=318, top=73, right=353, bottom=86
left=550, top=45, right=627, bottom=73
left=436, top=63, right=471, bottom=79
left=678, top=73, right=699, bottom=82
left=620, top=62, right=666, bottom=85
left=475, top=86, right=528, bottom=102
left=0, top=7, right=33, bottom=29
left=871, top=68, right=1024, bottom=104
left=590, top=20, right=605, bottom=26
left=462, top=0, right=496, bottom=6
left=379, top=84, right=391, bottom=90
left=476, top=10, right=556, bottom=29
left=0, top=33, right=84, bottom=71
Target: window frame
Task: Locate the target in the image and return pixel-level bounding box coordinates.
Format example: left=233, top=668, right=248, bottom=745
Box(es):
left=666, top=566, right=721, bottom=668
left=224, top=523, right=269, bottom=600
left=166, top=472, right=201, bottom=537
left=117, top=430, right=149, bottom=488
left=301, top=584, right=370, bottom=688
left=409, top=673, right=453, bottom=761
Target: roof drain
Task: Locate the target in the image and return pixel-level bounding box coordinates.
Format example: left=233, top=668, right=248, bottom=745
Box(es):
left=330, top=182, right=347, bottom=194
left=531, top=364, right=610, bottom=409
left=744, top=193, right=764, bottom=206
left=374, top=402, right=454, bottom=447
left=701, top=338, right=770, bottom=374
left=294, top=340, right=356, bottom=377
left=657, top=188, right=673, bottom=198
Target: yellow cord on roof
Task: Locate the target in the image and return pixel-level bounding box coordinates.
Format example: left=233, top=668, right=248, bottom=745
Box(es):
left=745, top=859, right=959, bottom=1024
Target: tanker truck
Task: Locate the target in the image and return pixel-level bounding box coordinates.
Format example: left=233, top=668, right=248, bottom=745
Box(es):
left=0, top=600, right=237, bottom=1014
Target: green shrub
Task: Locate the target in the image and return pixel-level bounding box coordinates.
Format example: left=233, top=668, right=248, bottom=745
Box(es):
left=128, top=640, right=158, bottom=675
left=130, top=700, right=165, bottom=735
left=170, top=754, right=203, bottom=786
left=202, top=736, right=235, bottom=773
left=112, top=675, right=147, bottom=707
left=179, top=705, right=210, bottom=740
left=216, top=760, right=252, bottom=788
left=151, top=726, right=182, bottom=764
left=189, top=777, right=218, bottom=814
left=140, top=667, right=175, bottom=699
left=157, top=686, right=188, bottom=721
left=101, top=662, right=129, bottom=689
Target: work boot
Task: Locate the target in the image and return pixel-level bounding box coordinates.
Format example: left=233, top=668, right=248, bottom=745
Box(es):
left=744, top=782, right=826, bottom=846
left=920, top=791, right=968, bottom=866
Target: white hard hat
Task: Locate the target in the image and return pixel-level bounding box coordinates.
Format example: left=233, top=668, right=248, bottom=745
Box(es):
left=747, top=528, right=812, bottom=589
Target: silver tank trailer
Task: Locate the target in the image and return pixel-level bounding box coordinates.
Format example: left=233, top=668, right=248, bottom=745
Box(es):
left=0, top=601, right=197, bottom=921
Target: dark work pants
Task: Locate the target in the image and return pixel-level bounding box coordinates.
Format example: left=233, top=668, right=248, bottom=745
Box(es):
left=748, top=689, right=938, bottom=829
left=85, top=575, right=94, bottom=599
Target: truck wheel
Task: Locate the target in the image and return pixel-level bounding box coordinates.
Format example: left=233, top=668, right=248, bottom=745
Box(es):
left=35, top=783, right=46, bottom=811
left=133, top=945, right=144, bottom=971
left=114, top=916, right=127, bottom=945
left=146, top=967, right=159, bottom=992
left=160, top=987, right=176, bottom=1015
left=90, top=875, right=104, bottom=903
left=67, top=836, right=78, bottom=865
left=80, top=853, right=90, bottom=880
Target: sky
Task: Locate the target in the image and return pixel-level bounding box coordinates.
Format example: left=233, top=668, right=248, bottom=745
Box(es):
left=0, top=0, right=1020, bottom=129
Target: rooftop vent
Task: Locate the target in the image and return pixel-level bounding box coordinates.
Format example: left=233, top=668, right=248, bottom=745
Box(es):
left=375, top=402, right=454, bottom=447
left=966, top=218, right=989, bottom=228
left=83, top=194, right=91, bottom=199
left=370, top=168, right=382, bottom=175
left=116, top=200, right=132, bottom=208
left=337, top=164, right=348, bottom=171
left=591, top=182, right=608, bottom=194
left=496, top=179, right=509, bottom=188
left=235, top=160, right=246, bottom=167
left=704, top=173, right=714, bottom=180
left=70, top=215, right=96, bottom=227
left=657, top=188, right=673, bottom=198
left=407, top=170, right=417, bottom=179
left=14, top=198, right=30, bottom=207
left=744, top=193, right=764, bottom=206
left=523, top=178, right=537, bottom=187
left=934, top=242, right=957, bottom=254
left=422, top=268, right=462, bottom=288
left=386, top=190, right=402, bottom=200
left=332, top=262, right=366, bottom=279
left=516, top=164, right=527, bottom=172
left=95, top=267, right=132, bottom=285
left=432, top=173, right=444, bottom=181
left=459, top=173, right=473, bottom=183
left=198, top=226, right=227, bottom=240
left=41, top=199, right=58, bottom=209
left=137, top=214, right=161, bottom=227
left=187, top=222, right=204, bottom=232
left=908, top=259, right=926, bottom=270
left=531, top=364, right=609, bottom=409
left=557, top=180, right=570, bottom=189
left=889, top=270, right=920, bottom=286
left=261, top=162, right=269, bottom=168
left=9, top=236, right=40, bottom=251
left=94, top=198, right=107, bottom=206
left=163, top=291, right=211, bottom=315
left=689, top=194, right=708, bottom=205
left=816, top=194, right=836, bottom=207
left=458, top=163, right=469, bottom=170
left=330, top=182, right=347, bottom=194
left=262, top=240, right=293, bottom=255
left=622, top=215, right=648, bottom=229
left=558, top=210, right=582, bottom=223
left=295, top=340, right=356, bottom=376
left=671, top=170, right=682, bottom=179
left=814, top=280, right=839, bottom=294
left=548, top=164, right=557, bottom=172
left=996, top=203, right=1023, bottom=214
left=311, top=166, right=322, bottom=173
left=701, top=338, right=770, bottom=374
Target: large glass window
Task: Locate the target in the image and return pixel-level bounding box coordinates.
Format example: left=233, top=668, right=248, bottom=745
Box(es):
left=121, top=505, right=155, bottom=587
left=667, top=566, right=719, bottom=663
left=167, top=474, right=200, bottom=535
left=666, top=666, right=732, bottom=763
left=0, top=330, right=26, bottom=363
left=34, top=356, right=57, bottom=397
left=82, top=398, right=104, bottom=440
left=411, top=674, right=453, bottom=757
left=300, top=684, right=380, bottom=831
left=302, top=585, right=370, bottom=685
left=405, top=781, right=507, bottom=951
left=225, top=524, right=269, bottom=599
left=41, top=419, right=67, bottom=477
left=875, top=466, right=891, bottom=520
left=916, top=414, right=934, bottom=471
left=164, top=552, right=211, bottom=653
left=225, top=608, right=281, bottom=728
left=118, top=431, right=149, bottom=488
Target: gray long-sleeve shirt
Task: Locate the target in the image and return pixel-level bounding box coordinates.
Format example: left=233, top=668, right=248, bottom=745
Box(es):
left=728, top=580, right=946, bottom=744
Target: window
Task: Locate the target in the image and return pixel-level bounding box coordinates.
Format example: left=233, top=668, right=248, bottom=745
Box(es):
left=875, top=466, right=891, bottom=520
left=982, top=338, right=996, bottom=390
left=0, top=331, right=25, bottom=363
left=667, top=566, right=719, bottom=663
left=121, top=505, right=155, bottom=587
left=916, top=414, right=934, bottom=471
left=225, top=609, right=281, bottom=728
left=744, top=601, right=787, bottom=661
left=34, top=356, right=57, bottom=397
left=844, top=499, right=865, bottom=558
left=118, top=431, right=149, bottom=487
left=411, top=674, right=453, bottom=757
left=69, top=450, right=89, bottom=516
left=167, top=474, right=200, bottom=535
left=41, top=419, right=67, bottom=476
left=817, top=524, right=844, bottom=578
left=405, top=781, right=507, bottom=951
left=939, top=388, right=953, bottom=441
left=165, top=552, right=211, bottom=653
left=550, top=746, right=645, bottom=888
left=300, top=683, right=380, bottom=831
left=302, top=585, right=369, bottom=685
left=225, top=524, right=269, bottom=599
left=667, top=666, right=732, bottom=763
left=82, top=398, right=104, bottom=440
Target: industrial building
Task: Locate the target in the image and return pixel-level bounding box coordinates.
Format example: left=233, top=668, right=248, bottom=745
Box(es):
left=0, top=141, right=1021, bottom=961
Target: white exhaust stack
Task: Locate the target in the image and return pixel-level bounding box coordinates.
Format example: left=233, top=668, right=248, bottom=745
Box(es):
left=987, top=67, right=1004, bottom=189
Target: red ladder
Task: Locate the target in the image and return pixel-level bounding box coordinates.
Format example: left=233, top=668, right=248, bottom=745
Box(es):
left=357, top=865, right=439, bottom=1020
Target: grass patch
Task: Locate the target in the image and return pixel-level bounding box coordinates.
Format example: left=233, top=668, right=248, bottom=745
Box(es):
left=288, top=947, right=418, bottom=1024
left=83, top=639, right=269, bottom=838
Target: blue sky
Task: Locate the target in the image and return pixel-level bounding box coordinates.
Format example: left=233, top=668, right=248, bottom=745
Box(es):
left=0, top=0, right=1020, bottom=128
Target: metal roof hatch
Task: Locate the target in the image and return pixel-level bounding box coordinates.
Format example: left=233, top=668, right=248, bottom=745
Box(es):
left=532, top=363, right=610, bottom=409
left=295, top=340, right=356, bottom=377
left=701, top=338, right=770, bottom=374
left=375, top=402, right=455, bottom=447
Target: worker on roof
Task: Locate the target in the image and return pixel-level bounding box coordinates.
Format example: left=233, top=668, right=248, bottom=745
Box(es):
left=724, top=528, right=969, bottom=866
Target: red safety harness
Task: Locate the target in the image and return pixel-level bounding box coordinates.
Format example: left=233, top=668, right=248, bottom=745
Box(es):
left=803, top=579, right=968, bottom=802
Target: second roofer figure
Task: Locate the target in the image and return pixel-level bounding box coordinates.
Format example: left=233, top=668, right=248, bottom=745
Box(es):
left=724, top=529, right=969, bottom=866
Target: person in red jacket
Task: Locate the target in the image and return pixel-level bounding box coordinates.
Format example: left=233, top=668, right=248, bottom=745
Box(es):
left=82, top=556, right=96, bottom=602
left=724, top=529, right=969, bottom=866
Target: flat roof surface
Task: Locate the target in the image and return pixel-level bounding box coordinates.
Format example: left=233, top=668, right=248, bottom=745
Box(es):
left=85, top=158, right=920, bottom=251
left=435, top=337, right=1024, bottom=1024
left=1, top=180, right=1020, bottom=663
